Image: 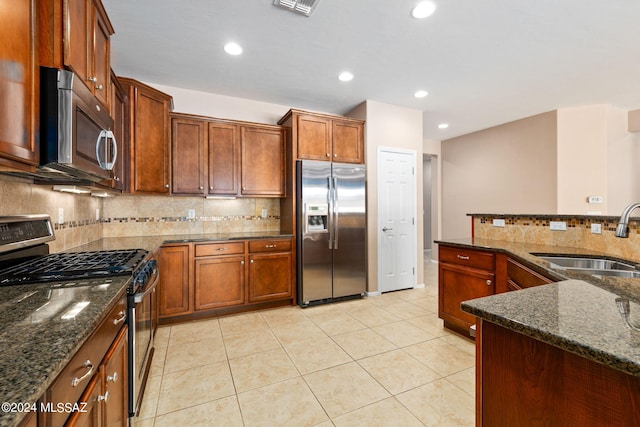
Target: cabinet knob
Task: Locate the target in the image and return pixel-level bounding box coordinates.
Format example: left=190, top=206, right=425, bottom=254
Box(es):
left=486, top=280, right=492, bottom=286
left=106, top=372, right=118, bottom=383
left=209, top=186, right=213, bottom=190
left=97, top=391, right=109, bottom=402
left=199, top=186, right=204, bottom=190
left=96, top=84, right=103, bottom=91
left=326, top=153, right=330, bottom=157
left=250, top=260, right=254, bottom=264
left=334, top=153, right=337, bottom=157
left=241, top=260, right=244, bottom=265
left=88, top=76, right=98, bottom=83
left=165, top=184, right=169, bottom=189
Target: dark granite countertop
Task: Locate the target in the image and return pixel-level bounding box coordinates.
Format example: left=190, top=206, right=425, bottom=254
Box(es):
left=436, top=238, right=640, bottom=376
left=0, top=278, right=128, bottom=427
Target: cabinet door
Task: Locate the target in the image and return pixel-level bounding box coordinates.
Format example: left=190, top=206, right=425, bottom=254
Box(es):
left=248, top=252, right=292, bottom=303
left=110, top=71, right=127, bottom=190
left=92, top=7, right=110, bottom=107
left=195, top=256, right=245, bottom=310
left=439, top=262, right=494, bottom=330
left=296, top=114, right=331, bottom=161
left=241, top=127, right=285, bottom=196
left=208, top=122, right=240, bottom=195
left=64, top=0, right=90, bottom=85
left=332, top=120, right=364, bottom=164
left=65, top=374, right=103, bottom=427
left=128, top=83, right=171, bottom=194
left=172, top=117, right=206, bottom=195
left=0, top=0, right=38, bottom=168
left=158, top=245, right=191, bottom=317
left=102, top=327, right=128, bottom=427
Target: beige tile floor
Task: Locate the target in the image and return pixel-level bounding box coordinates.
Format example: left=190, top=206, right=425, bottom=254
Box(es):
left=136, top=258, right=476, bottom=426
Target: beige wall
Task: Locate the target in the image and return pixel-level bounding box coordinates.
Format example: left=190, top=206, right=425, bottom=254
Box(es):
left=607, top=106, right=640, bottom=214
left=348, top=100, right=424, bottom=291
left=423, top=139, right=441, bottom=257
left=441, top=111, right=558, bottom=239
left=557, top=105, right=608, bottom=214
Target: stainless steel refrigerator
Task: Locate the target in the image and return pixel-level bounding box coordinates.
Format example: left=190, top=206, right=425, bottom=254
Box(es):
left=297, top=160, right=367, bottom=306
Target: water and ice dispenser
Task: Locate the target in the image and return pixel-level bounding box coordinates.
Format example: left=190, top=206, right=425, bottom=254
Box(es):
left=304, top=204, right=328, bottom=233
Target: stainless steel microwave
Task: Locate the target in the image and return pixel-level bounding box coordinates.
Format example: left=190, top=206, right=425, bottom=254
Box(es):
left=39, top=66, right=117, bottom=183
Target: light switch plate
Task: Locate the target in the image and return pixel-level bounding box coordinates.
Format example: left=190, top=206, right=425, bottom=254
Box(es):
left=187, top=209, right=196, bottom=219
left=550, top=221, right=567, bottom=231
left=492, top=219, right=505, bottom=227
left=58, top=208, right=64, bottom=225
left=591, top=223, right=602, bottom=234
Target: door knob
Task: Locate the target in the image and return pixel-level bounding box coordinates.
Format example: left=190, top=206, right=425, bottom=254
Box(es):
left=382, top=227, right=393, bottom=232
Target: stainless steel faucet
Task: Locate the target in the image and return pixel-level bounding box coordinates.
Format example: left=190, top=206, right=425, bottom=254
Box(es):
left=615, top=202, right=640, bottom=238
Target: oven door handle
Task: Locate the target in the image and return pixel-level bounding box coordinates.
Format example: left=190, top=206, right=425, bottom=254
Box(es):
left=133, top=270, right=159, bottom=304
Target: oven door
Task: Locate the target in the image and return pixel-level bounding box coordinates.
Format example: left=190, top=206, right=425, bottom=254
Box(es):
left=128, top=260, right=158, bottom=419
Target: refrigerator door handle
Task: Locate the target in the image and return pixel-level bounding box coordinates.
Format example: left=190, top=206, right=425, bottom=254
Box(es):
left=332, top=177, right=339, bottom=250
left=327, top=177, right=334, bottom=250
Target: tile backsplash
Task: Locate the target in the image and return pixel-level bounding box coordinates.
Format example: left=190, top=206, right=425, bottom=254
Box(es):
left=0, top=175, right=280, bottom=252
left=473, top=214, right=640, bottom=262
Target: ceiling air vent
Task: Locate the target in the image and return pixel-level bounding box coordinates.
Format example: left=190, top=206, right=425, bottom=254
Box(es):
left=273, top=0, right=321, bottom=17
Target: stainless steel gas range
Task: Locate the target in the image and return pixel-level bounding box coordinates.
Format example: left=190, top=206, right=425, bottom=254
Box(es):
left=0, top=215, right=157, bottom=424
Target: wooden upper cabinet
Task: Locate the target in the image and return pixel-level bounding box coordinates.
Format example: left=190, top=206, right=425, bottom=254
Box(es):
left=110, top=70, right=127, bottom=190
left=296, top=114, right=331, bottom=161
left=119, top=78, right=173, bottom=194
left=280, top=109, right=365, bottom=164
left=208, top=121, right=240, bottom=196
left=64, top=0, right=113, bottom=108
left=171, top=116, right=206, bottom=195
left=0, top=0, right=39, bottom=171
left=332, top=120, right=364, bottom=163
left=169, top=114, right=283, bottom=197
left=241, top=126, right=285, bottom=197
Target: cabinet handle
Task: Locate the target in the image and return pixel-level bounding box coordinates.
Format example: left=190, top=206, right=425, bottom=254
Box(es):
left=456, top=255, right=470, bottom=260
left=265, top=244, right=276, bottom=248
left=115, top=176, right=120, bottom=182
left=97, top=391, right=109, bottom=402
left=95, top=84, right=103, bottom=91
left=88, top=76, right=98, bottom=83
left=106, top=372, right=118, bottom=383
left=112, top=310, right=126, bottom=325
left=71, top=360, right=94, bottom=387
left=486, top=280, right=492, bottom=286
left=216, top=248, right=227, bottom=251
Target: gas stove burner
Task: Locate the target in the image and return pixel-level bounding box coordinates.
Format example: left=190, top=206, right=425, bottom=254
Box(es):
left=0, top=249, right=149, bottom=286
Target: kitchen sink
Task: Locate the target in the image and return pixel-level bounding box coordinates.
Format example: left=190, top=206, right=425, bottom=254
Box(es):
left=532, top=254, right=640, bottom=279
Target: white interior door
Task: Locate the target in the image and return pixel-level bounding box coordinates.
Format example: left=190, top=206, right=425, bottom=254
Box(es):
left=377, top=148, right=417, bottom=293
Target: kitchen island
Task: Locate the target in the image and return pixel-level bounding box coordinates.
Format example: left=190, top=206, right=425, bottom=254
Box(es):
left=438, top=238, right=640, bottom=426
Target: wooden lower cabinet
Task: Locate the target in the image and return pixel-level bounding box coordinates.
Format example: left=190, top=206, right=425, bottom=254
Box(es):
left=195, top=256, right=245, bottom=310
left=505, top=257, right=555, bottom=292
left=158, top=238, right=294, bottom=322
left=158, top=244, right=191, bottom=318
left=477, top=320, right=640, bottom=427
left=47, top=298, right=128, bottom=427
left=248, top=252, right=292, bottom=303
left=438, top=245, right=495, bottom=337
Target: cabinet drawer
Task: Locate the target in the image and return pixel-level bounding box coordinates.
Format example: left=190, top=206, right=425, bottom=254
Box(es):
left=47, top=294, right=126, bottom=426
left=249, top=239, right=292, bottom=253
left=507, top=258, right=554, bottom=289
left=439, top=246, right=495, bottom=271
left=195, top=242, right=244, bottom=257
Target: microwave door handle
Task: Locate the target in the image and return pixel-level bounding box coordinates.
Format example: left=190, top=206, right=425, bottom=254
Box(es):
left=96, top=130, right=117, bottom=170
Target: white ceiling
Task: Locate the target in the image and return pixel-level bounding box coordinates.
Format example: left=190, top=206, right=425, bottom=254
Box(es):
left=102, top=0, right=640, bottom=141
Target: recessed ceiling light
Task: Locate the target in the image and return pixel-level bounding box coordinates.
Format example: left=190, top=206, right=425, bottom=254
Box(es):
left=414, top=90, right=428, bottom=98
left=338, top=71, right=354, bottom=82
left=438, top=123, right=449, bottom=129
left=224, top=42, right=243, bottom=56
left=412, top=1, right=437, bottom=19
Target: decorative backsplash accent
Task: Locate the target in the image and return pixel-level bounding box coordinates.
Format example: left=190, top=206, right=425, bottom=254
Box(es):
left=472, top=214, right=640, bottom=262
